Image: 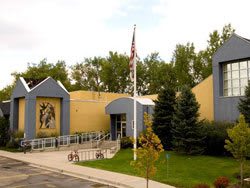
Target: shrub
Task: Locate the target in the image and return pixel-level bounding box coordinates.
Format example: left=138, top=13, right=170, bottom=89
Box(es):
left=121, top=137, right=133, bottom=149
left=201, top=121, right=234, bottom=156
left=50, top=132, right=59, bottom=138
left=214, top=176, right=230, bottom=188
left=36, top=131, right=58, bottom=138
left=233, top=165, right=250, bottom=179
left=193, top=183, right=210, bottom=188
left=0, top=117, right=10, bottom=146
left=6, top=130, right=24, bottom=148
left=13, top=130, right=24, bottom=139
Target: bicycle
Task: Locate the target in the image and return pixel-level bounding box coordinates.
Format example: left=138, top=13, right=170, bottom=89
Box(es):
left=68, top=150, right=79, bottom=162
left=95, top=150, right=104, bottom=159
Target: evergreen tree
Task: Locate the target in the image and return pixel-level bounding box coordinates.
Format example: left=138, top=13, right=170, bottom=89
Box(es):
left=238, top=81, right=250, bottom=123
left=153, top=86, right=176, bottom=149
left=172, top=86, right=205, bottom=154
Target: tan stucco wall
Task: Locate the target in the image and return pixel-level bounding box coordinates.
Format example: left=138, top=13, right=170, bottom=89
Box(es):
left=140, top=94, right=158, bottom=101
left=18, top=98, right=25, bottom=132
left=70, top=91, right=129, bottom=101
left=36, top=97, right=61, bottom=136
left=140, top=76, right=214, bottom=121
left=69, top=91, right=129, bottom=134
left=192, top=75, right=214, bottom=121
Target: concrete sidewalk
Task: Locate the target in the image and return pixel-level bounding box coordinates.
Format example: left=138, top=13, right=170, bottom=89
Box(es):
left=0, top=150, right=174, bottom=188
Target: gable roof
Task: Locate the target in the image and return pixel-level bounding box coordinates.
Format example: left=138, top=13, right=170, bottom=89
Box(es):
left=24, top=78, right=47, bottom=90
left=213, top=33, right=250, bottom=64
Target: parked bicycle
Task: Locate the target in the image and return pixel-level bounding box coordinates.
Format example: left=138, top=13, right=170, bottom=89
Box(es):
left=95, top=150, right=104, bottom=159
left=22, top=140, right=31, bottom=154
left=68, top=150, right=79, bottom=162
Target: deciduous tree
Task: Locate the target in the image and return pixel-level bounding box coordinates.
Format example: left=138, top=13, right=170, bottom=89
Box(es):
left=225, top=115, right=250, bottom=186
left=12, top=59, right=71, bottom=90
left=131, top=113, right=164, bottom=188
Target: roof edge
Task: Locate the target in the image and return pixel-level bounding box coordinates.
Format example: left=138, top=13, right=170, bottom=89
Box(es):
left=212, top=33, right=250, bottom=61
left=20, top=77, right=31, bottom=92
left=29, top=77, right=51, bottom=92
left=57, top=80, right=69, bottom=94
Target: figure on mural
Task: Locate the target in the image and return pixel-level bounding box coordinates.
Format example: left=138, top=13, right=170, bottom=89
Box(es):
left=39, top=102, right=56, bottom=129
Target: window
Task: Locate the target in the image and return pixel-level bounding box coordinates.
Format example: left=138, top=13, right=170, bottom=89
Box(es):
left=223, top=60, right=249, bottom=96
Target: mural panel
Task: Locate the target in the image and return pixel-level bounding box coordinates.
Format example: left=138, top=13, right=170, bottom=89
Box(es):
left=39, top=102, right=56, bottom=129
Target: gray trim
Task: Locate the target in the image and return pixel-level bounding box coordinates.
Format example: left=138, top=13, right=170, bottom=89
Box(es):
left=61, top=99, right=70, bottom=135
left=10, top=98, right=19, bottom=132
left=24, top=97, right=36, bottom=139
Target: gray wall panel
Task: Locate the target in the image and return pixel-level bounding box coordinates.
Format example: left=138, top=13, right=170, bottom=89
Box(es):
left=213, top=34, right=250, bottom=122
left=213, top=35, right=250, bottom=64
left=24, top=97, right=36, bottom=139
left=60, top=99, right=70, bottom=135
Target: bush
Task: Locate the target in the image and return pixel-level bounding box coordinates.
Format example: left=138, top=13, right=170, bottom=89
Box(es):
left=121, top=137, right=133, bottom=149
left=201, top=121, right=234, bottom=156
left=193, top=183, right=210, bottom=188
left=214, top=176, right=230, bottom=188
left=0, top=117, right=10, bottom=146
left=13, top=130, right=24, bottom=139
left=6, top=130, right=24, bottom=149
left=36, top=131, right=58, bottom=138
left=233, top=165, right=250, bottom=180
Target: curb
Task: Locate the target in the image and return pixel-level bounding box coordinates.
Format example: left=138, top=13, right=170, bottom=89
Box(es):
left=29, top=163, right=133, bottom=188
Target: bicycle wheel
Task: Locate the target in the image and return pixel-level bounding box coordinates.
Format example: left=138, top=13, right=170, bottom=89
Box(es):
left=96, top=153, right=99, bottom=159
left=74, top=155, right=79, bottom=162
left=100, top=153, right=104, bottom=159
left=68, top=154, right=73, bottom=161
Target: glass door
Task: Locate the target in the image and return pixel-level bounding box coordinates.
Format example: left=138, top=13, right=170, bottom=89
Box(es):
left=116, top=122, right=121, bottom=139
left=122, top=122, right=126, bottom=137
left=116, top=114, right=126, bottom=139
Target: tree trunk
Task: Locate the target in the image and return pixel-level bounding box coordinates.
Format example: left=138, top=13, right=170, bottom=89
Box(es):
left=146, top=159, right=149, bottom=188
left=240, top=161, right=243, bottom=187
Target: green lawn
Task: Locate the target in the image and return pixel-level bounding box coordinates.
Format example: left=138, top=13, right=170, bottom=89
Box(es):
left=77, top=149, right=250, bottom=188
left=0, top=147, right=22, bottom=152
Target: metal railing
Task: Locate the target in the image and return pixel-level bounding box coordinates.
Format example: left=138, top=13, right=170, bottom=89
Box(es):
left=77, top=147, right=118, bottom=161
left=81, top=131, right=103, bottom=143
left=20, top=131, right=109, bottom=151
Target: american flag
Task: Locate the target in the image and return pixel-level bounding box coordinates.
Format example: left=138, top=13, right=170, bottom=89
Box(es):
left=129, top=26, right=136, bottom=81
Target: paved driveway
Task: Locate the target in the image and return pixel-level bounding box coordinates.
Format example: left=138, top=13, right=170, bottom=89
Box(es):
left=0, top=156, right=114, bottom=188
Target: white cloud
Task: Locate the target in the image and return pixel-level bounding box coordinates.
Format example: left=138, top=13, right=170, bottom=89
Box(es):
left=1, top=0, right=250, bottom=89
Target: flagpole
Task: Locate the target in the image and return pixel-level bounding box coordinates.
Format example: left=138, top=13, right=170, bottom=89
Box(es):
left=133, top=24, right=137, bottom=161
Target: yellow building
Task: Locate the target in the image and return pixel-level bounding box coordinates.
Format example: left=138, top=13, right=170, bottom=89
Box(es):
left=10, top=76, right=214, bottom=139
left=69, top=91, right=129, bottom=134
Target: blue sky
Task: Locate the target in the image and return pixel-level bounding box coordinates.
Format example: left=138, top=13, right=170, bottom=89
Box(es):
left=1, top=0, right=250, bottom=89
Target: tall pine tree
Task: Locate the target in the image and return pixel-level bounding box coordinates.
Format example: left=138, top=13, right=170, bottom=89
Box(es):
left=153, top=86, right=176, bottom=150
left=172, top=86, right=205, bottom=154
left=238, top=81, right=250, bottom=123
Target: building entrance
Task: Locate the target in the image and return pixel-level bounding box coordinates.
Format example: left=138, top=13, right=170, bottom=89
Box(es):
left=116, top=114, right=126, bottom=138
